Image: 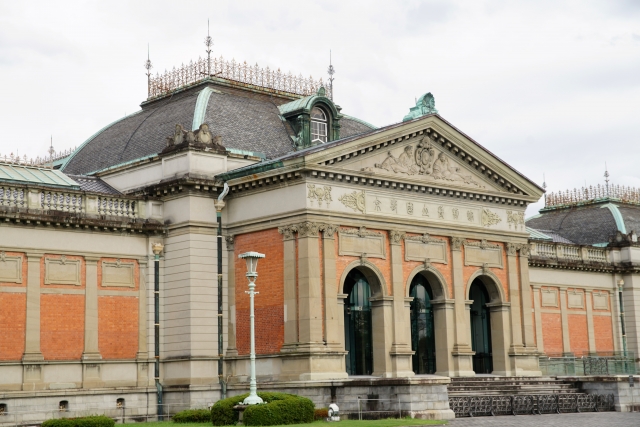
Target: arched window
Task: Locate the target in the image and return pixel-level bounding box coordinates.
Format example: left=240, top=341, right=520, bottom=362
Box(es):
left=311, top=107, right=328, bottom=143
left=469, top=279, right=493, bottom=374
left=343, top=269, right=373, bottom=375
left=410, top=275, right=436, bottom=374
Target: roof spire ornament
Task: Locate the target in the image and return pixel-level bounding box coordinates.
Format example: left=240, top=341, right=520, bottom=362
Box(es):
left=327, top=50, right=335, bottom=101
left=604, top=162, right=610, bottom=196
left=205, top=19, right=213, bottom=76
left=144, top=44, right=153, bottom=97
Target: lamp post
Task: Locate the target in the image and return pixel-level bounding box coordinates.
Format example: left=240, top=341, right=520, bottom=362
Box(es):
left=239, top=251, right=265, bottom=405
left=151, top=242, right=164, bottom=420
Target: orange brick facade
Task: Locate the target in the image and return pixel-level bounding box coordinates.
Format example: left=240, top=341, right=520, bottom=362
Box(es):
left=0, top=293, right=26, bottom=360
left=40, top=294, right=85, bottom=360
left=235, top=228, right=285, bottom=355
left=98, top=296, right=139, bottom=359
left=541, top=313, right=563, bottom=355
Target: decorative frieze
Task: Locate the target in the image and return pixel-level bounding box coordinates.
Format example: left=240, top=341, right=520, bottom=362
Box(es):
left=338, top=226, right=386, bottom=259
left=481, top=208, right=502, bottom=227
left=507, top=210, right=525, bottom=231
left=0, top=251, right=23, bottom=283
left=44, top=256, right=81, bottom=286
left=338, top=190, right=365, bottom=213
left=101, top=259, right=135, bottom=288
left=464, top=240, right=503, bottom=268
left=404, top=234, right=448, bottom=264
left=307, top=184, right=332, bottom=208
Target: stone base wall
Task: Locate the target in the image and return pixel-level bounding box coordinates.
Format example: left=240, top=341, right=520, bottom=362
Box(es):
left=568, top=375, right=640, bottom=412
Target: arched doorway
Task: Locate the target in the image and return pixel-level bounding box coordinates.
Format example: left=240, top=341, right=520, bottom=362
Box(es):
left=344, top=269, right=373, bottom=375
left=469, top=279, right=493, bottom=374
left=409, top=274, right=436, bottom=374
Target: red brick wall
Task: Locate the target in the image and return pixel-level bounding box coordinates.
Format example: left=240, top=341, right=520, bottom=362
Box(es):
left=594, top=315, right=614, bottom=353
left=568, top=314, right=589, bottom=356
left=98, top=296, right=139, bottom=359
left=235, top=229, right=284, bottom=355
left=541, top=312, right=563, bottom=355
left=40, top=294, right=85, bottom=360
left=335, top=228, right=392, bottom=296
left=401, top=234, right=452, bottom=298
left=0, top=252, right=27, bottom=360
left=0, top=293, right=26, bottom=360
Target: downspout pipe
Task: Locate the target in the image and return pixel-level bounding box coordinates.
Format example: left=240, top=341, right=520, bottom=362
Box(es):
left=214, top=183, right=230, bottom=399
left=151, top=243, right=165, bottom=420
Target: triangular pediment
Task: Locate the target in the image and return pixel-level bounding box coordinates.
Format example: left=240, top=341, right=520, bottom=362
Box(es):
left=303, top=115, right=543, bottom=200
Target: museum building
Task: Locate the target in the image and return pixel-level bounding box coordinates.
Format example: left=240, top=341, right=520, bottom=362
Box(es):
left=0, top=54, right=638, bottom=422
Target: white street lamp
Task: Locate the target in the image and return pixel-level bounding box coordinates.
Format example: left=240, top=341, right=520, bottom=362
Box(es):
left=239, top=251, right=265, bottom=405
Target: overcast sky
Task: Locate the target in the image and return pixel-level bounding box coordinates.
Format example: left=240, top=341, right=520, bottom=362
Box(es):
left=1, top=0, right=638, bottom=216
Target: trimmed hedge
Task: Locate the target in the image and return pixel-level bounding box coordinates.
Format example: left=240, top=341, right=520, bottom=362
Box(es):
left=211, top=392, right=314, bottom=426
left=41, top=416, right=115, bottom=427
left=314, top=408, right=329, bottom=420
left=172, top=408, right=211, bottom=423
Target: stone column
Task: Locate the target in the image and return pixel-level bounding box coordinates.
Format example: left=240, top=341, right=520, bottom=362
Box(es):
left=225, top=236, right=238, bottom=357
left=296, top=221, right=324, bottom=351
left=136, top=258, right=149, bottom=387
left=23, top=252, right=43, bottom=362
left=506, top=244, right=524, bottom=352
left=432, top=299, right=456, bottom=376
left=389, top=230, right=414, bottom=377
left=586, top=290, right=596, bottom=353
left=450, top=237, right=475, bottom=376
left=560, top=289, right=572, bottom=355
left=371, top=296, right=394, bottom=377
left=82, top=257, right=101, bottom=360
left=322, top=225, right=342, bottom=350
left=532, top=286, right=545, bottom=353
left=487, top=302, right=512, bottom=376
left=278, top=225, right=298, bottom=350
left=518, top=245, right=536, bottom=348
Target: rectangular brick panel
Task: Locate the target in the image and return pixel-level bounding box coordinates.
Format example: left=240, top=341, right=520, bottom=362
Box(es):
left=593, top=315, right=614, bottom=353
left=235, top=229, right=284, bottom=355
left=541, top=313, right=563, bottom=355
left=568, top=314, right=589, bottom=356
left=98, top=296, right=139, bottom=359
left=0, top=293, right=26, bottom=360
left=41, top=294, right=85, bottom=360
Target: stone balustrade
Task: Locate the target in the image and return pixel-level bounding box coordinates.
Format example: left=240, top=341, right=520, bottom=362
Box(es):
left=529, top=241, right=609, bottom=264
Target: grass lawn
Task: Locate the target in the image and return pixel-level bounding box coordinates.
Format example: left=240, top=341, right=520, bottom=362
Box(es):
left=122, top=419, right=446, bottom=427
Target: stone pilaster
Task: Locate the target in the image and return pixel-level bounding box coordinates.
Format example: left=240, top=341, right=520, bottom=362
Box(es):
left=371, top=296, right=394, bottom=377
left=487, top=302, right=512, bottom=376
left=23, top=252, right=43, bottom=362
left=431, top=299, right=456, bottom=376
left=506, top=243, right=524, bottom=351
left=278, top=225, right=298, bottom=351
left=532, top=286, right=545, bottom=353
left=225, top=236, right=238, bottom=357
left=450, top=237, right=475, bottom=376
left=321, top=224, right=342, bottom=350
left=82, top=257, right=101, bottom=361
left=388, top=230, right=414, bottom=377
left=518, top=244, right=536, bottom=348
left=560, top=289, right=572, bottom=355
left=295, top=221, right=324, bottom=351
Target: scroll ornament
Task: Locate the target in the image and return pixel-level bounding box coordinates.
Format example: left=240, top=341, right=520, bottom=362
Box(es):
left=339, top=190, right=366, bottom=213
left=481, top=208, right=502, bottom=227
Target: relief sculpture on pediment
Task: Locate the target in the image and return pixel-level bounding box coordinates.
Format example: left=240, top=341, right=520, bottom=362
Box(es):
left=370, top=137, right=485, bottom=189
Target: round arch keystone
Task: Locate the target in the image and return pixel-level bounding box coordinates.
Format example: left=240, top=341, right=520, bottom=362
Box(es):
left=404, top=265, right=448, bottom=300
left=465, top=269, right=506, bottom=304
left=339, top=259, right=388, bottom=298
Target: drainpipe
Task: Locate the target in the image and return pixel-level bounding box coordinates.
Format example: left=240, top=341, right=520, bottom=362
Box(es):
left=151, top=243, right=164, bottom=420
left=618, top=279, right=627, bottom=358
left=214, top=183, right=230, bottom=399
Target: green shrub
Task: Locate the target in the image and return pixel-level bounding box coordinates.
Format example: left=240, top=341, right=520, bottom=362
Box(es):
left=172, top=408, right=212, bottom=423
left=210, top=392, right=314, bottom=426
left=42, top=415, right=115, bottom=427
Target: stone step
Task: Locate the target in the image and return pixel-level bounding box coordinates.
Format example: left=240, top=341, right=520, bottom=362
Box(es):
left=448, top=388, right=580, bottom=396
left=448, top=382, right=575, bottom=389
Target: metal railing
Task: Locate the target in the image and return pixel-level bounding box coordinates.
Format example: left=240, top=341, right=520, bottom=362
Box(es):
left=545, top=184, right=640, bottom=208
left=0, top=402, right=211, bottom=426
left=449, top=393, right=615, bottom=417
left=539, top=352, right=636, bottom=376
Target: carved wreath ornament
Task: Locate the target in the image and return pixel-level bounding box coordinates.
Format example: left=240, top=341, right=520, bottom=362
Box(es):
left=307, top=184, right=332, bottom=208
left=370, top=137, right=485, bottom=189
left=339, top=190, right=366, bottom=213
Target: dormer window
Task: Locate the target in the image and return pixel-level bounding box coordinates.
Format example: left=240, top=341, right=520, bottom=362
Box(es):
left=311, top=107, right=328, bottom=143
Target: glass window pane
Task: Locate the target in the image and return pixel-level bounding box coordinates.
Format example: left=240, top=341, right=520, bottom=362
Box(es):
left=311, top=107, right=326, bottom=120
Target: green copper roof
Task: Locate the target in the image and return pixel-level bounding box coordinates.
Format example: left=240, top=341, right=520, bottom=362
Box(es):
left=0, top=163, right=80, bottom=189
left=601, top=203, right=627, bottom=234
left=403, top=92, right=438, bottom=121
left=527, top=227, right=553, bottom=241
left=192, top=87, right=216, bottom=130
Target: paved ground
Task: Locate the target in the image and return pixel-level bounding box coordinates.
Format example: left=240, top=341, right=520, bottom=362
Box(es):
left=450, top=412, right=640, bottom=426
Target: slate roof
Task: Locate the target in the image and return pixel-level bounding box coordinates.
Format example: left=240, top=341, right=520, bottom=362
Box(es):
left=68, top=175, right=120, bottom=195
left=62, top=82, right=376, bottom=176
left=525, top=202, right=640, bottom=245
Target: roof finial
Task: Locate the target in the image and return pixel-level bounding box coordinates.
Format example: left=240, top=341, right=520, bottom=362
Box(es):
left=327, top=50, right=335, bottom=101
left=144, top=44, right=153, bottom=97
left=604, top=162, right=610, bottom=196
left=205, top=19, right=213, bottom=76
left=542, top=173, right=547, bottom=190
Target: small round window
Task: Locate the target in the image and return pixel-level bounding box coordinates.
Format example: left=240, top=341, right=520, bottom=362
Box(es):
left=311, top=107, right=328, bottom=143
